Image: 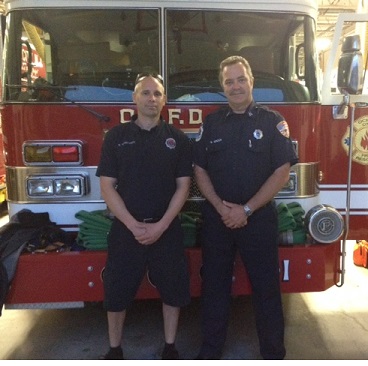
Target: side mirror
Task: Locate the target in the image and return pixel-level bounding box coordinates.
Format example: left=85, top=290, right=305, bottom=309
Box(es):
left=295, top=43, right=305, bottom=80
left=337, top=35, right=363, bottom=95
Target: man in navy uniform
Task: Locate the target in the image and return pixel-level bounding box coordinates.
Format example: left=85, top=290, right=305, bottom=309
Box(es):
left=97, top=73, right=192, bottom=360
left=193, top=56, right=298, bottom=360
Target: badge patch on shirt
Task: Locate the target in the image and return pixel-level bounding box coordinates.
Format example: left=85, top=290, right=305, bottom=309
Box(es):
left=276, top=121, right=290, bottom=138
left=253, top=129, right=263, bottom=140
left=196, top=126, right=203, bottom=142
left=165, top=138, right=176, bottom=149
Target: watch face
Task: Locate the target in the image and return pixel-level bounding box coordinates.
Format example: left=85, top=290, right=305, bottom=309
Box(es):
left=244, top=205, right=252, bottom=216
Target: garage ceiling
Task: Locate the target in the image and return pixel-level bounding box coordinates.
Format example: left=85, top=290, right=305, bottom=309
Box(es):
left=317, top=0, right=363, bottom=40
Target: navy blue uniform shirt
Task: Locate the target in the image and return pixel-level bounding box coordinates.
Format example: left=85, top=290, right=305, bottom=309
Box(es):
left=96, top=116, right=192, bottom=219
left=193, top=102, right=298, bottom=204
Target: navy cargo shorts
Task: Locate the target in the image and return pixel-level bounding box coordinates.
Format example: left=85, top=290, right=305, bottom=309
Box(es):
left=103, top=217, right=190, bottom=311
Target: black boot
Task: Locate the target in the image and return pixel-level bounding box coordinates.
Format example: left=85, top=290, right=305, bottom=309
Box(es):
left=99, top=346, right=124, bottom=360
left=161, top=343, right=179, bottom=360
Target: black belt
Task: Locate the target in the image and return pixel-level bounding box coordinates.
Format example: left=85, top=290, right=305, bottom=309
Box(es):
left=136, top=217, right=161, bottom=223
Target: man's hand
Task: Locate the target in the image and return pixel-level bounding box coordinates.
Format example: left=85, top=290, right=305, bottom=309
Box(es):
left=221, top=201, right=248, bottom=229
left=133, top=222, right=165, bottom=245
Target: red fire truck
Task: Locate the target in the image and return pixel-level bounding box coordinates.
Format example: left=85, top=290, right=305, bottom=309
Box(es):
left=1, top=0, right=368, bottom=309
left=0, top=40, right=44, bottom=207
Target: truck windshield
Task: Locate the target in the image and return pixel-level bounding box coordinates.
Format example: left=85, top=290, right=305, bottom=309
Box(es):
left=3, top=8, right=318, bottom=103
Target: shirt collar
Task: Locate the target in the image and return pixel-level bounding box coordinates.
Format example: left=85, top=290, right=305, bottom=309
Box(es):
left=130, top=114, right=163, bottom=132
left=225, top=100, right=257, bottom=118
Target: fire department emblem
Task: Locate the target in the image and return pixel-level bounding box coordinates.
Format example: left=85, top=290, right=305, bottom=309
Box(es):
left=342, top=115, right=368, bottom=165
left=276, top=121, right=290, bottom=138
left=165, top=138, right=176, bottom=149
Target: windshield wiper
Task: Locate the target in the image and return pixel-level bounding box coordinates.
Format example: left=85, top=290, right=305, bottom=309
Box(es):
left=6, top=83, right=111, bottom=123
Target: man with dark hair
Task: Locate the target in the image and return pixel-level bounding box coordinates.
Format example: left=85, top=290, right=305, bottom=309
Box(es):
left=194, top=56, right=298, bottom=360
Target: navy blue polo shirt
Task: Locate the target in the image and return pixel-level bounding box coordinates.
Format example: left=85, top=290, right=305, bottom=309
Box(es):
left=96, top=116, right=192, bottom=219
left=193, top=102, right=298, bottom=204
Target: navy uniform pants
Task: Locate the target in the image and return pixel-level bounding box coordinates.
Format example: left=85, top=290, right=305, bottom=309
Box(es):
left=199, top=201, right=286, bottom=360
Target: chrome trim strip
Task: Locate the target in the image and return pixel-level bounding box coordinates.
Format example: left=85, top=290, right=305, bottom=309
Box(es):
left=6, top=166, right=102, bottom=203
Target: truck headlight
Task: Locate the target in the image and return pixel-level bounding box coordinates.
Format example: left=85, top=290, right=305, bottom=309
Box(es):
left=27, top=179, right=54, bottom=195
left=27, top=175, right=87, bottom=197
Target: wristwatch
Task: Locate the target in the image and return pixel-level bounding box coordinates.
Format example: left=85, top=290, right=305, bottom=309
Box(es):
left=243, top=204, right=253, bottom=217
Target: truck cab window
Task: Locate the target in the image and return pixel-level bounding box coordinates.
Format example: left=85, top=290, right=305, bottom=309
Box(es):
left=165, top=10, right=317, bottom=103
left=4, top=9, right=160, bottom=102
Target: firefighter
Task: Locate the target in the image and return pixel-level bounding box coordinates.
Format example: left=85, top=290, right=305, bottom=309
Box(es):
left=193, top=56, right=298, bottom=360
left=96, top=73, right=192, bottom=360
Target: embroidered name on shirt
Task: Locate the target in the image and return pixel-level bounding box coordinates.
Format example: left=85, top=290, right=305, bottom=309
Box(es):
left=210, top=138, right=223, bottom=144
left=118, top=141, right=136, bottom=147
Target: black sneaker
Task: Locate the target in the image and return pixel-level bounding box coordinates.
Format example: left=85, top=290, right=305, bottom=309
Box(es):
left=99, top=347, right=124, bottom=360
left=161, top=344, right=179, bottom=360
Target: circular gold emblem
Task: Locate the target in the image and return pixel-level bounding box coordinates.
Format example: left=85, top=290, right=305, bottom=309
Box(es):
left=342, top=115, right=368, bottom=165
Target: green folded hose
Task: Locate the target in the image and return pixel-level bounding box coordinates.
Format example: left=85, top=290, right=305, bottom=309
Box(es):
left=277, top=202, right=307, bottom=244
left=75, top=210, right=113, bottom=250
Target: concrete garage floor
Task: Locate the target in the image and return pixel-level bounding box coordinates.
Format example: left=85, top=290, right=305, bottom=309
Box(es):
left=1, top=205, right=368, bottom=361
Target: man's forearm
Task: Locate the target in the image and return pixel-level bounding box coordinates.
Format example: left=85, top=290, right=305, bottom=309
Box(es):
left=160, top=176, right=191, bottom=230
left=246, top=163, right=291, bottom=211
left=194, top=165, right=224, bottom=213
left=100, top=177, right=137, bottom=229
